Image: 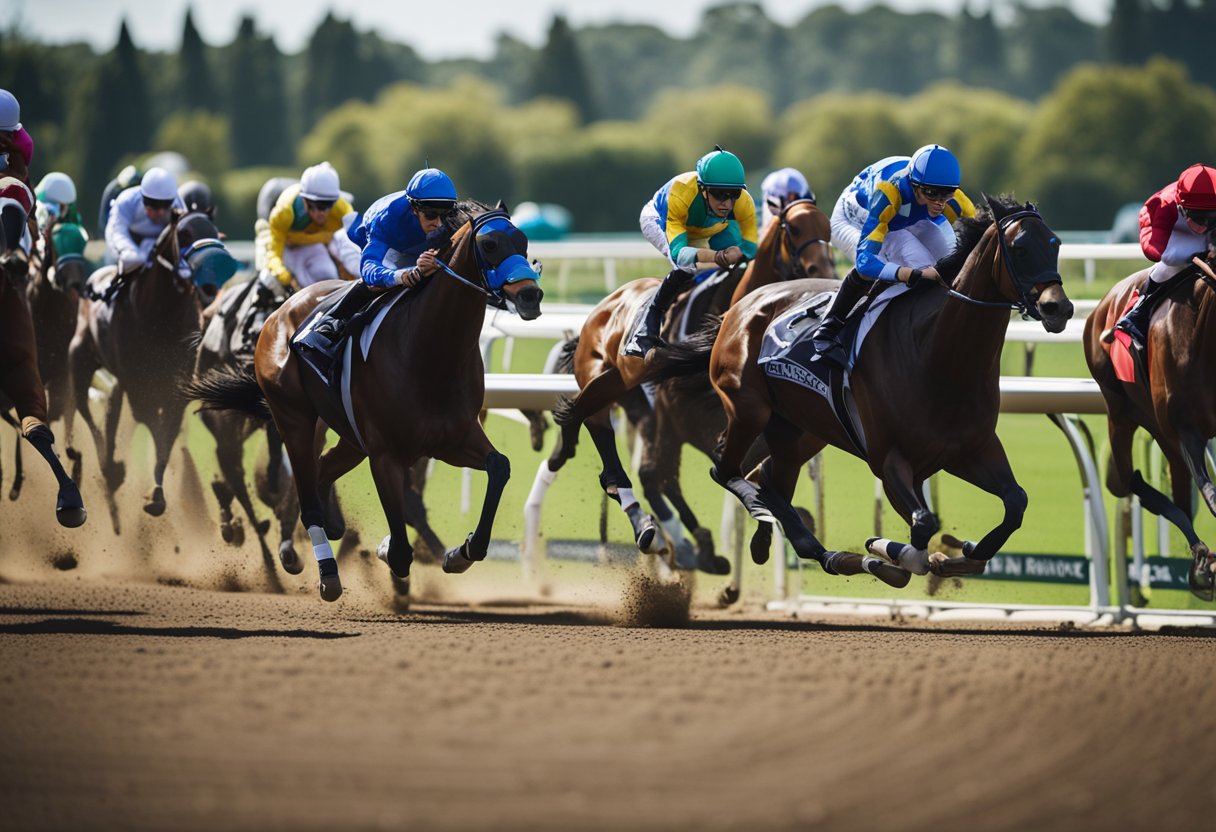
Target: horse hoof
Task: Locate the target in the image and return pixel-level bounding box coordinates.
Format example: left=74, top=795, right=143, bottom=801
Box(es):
left=673, top=539, right=698, bottom=570
left=750, top=531, right=771, bottom=565
left=56, top=505, right=87, bottom=528
left=1188, top=544, right=1215, bottom=602
left=279, top=542, right=303, bottom=576
left=633, top=515, right=660, bottom=554
left=255, top=519, right=272, bottom=537
left=318, top=574, right=343, bottom=602
left=698, top=553, right=731, bottom=576
left=220, top=522, right=236, bottom=544
left=718, top=585, right=740, bottom=607
left=392, top=574, right=411, bottom=597
left=928, top=553, right=986, bottom=577
left=143, top=487, right=165, bottom=517
left=442, top=535, right=476, bottom=574
left=228, top=520, right=245, bottom=547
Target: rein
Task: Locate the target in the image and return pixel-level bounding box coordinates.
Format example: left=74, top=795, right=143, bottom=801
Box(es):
left=777, top=199, right=830, bottom=279
left=940, top=208, right=1051, bottom=317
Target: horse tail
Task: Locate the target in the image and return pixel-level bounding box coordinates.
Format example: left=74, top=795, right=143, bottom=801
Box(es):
left=549, top=336, right=581, bottom=427
left=644, top=317, right=721, bottom=385
left=554, top=336, right=579, bottom=374
left=181, top=363, right=270, bottom=421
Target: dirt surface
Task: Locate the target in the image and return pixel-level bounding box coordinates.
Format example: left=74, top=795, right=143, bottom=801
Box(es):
left=2, top=464, right=1215, bottom=832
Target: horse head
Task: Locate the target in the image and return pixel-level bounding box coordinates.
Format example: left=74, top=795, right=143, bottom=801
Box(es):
left=42, top=222, right=90, bottom=298
left=447, top=200, right=543, bottom=320
left=176, top=212, right=238, bottom=306
left=778, top=199, right=836, bottom=281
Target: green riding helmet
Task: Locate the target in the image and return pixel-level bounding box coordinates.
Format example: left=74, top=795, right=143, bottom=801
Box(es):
left=696, top=147, right=747, bottom=189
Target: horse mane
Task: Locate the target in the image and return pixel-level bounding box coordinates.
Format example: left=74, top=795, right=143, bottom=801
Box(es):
left=435, top=199, right=496, bottom=255
left=936, top=193, right=1026, bottom=285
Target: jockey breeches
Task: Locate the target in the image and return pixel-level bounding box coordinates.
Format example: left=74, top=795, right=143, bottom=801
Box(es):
left=831, top=191, right=953, bottom=271
left=1148, top=225, right=1207, bottom=283
left=0, top=279, right=48, bottom=432
left=284, top=243, right=339, bottom=287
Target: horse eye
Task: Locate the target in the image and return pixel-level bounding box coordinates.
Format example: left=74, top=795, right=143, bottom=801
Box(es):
left=481, top=238, right=498, bottom=252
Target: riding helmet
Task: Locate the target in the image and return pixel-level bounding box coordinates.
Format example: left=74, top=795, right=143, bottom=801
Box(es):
left=0, top=89, right=20, bottom=132
left=179, top=180, right=215, bottom=215
left=696, top=147, right=747, bottom=189
left=908, top=144, right=961, bottom=190
left=406, top=168, right=458, bottom=210
left=300, top=162, right=341, bottom=202
left=139, top=167, right=178, bottom=201
left=37, top=172, right=77, bottom=206
left=1177, top=164, right=1216, bottom=210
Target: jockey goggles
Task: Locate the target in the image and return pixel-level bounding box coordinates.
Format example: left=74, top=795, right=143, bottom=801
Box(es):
left=304, top=198, right=336, bottom=212
left=1180, top=205, right=1216, bottom=228
left=915, top=184, right=956, bottom=201
left=704, top=187, right=742, bottom=203
left=143, top=196, right=174, bottom=211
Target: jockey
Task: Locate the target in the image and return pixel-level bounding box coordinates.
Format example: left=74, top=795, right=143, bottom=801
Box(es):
left=35, top=172, right=85, bottom=232
left=105, top=166, right=186, bottom=276
left=97, top=164, right=141, bottom=239
left=265, top=162, right=354, bottom=289
left=298, top=166, right=458, bottom=352
left=0, top=89, right=34, bottom=182
left=178, top=180, right=216, bottom=220
left=812, top=144, right=976, bottom=367
left=760, top=167, right=816, bottom=227
left=1113, top=163, right=1216, bottom=344
left=625, top=146, right=759, bottom=358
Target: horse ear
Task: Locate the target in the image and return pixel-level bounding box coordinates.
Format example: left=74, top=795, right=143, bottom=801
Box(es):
left=982, top=192, right=1000, bottom=216
left=496, top=199, right=507, bottom=212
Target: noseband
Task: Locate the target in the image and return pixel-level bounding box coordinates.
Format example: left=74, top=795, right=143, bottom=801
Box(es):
left=941, top=208, right=1058, bottom=319
left=777, top=199, right=830, bottom=279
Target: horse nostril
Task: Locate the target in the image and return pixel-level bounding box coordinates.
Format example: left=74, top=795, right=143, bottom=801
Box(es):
left=1040, top=301, right=1059, bottom=317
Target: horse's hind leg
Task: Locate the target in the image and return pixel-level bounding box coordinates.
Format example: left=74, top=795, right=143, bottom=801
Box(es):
left=142, top=398, right=186, bottom=518
left=435, top=424, right=511, bottom=574
left=365, top=453, right=415, bottom=581
left=403, top=457, right=445, bottom=563
left=1164, top=434, right=1215, bottom=599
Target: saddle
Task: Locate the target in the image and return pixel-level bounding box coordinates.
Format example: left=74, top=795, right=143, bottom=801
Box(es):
left=1109, top=290, right=1148, bottom=387
left=85, top=264, right=126, bottom=306
left=757, top=282, right=912, bottom=457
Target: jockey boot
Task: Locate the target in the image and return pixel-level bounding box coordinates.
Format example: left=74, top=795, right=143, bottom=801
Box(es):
left=303, top=282, right=376, bottom=351
left=811, top=268, right=870, bottom=368
left=624, top=268, right=691, bottom=358
left=1114, top=271, right=1191, bottom=345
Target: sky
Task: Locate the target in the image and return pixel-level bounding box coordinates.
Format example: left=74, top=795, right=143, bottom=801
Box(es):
left=7, top=0, right=1113, bottom=60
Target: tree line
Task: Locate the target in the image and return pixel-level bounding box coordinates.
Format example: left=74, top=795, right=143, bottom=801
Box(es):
left=3, top=1, right=1214, bottom=233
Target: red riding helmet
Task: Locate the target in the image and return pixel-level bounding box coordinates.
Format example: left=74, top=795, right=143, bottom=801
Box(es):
left=1177, top=164, right=1216, bottom=210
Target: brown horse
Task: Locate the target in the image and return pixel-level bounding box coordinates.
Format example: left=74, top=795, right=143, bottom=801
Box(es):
left=186, top=201, right=543, bottom=601
left=533, top=200, right=837, bottom=571
left=69, top=212, right=213, bottom=531
left=1084, top=234, right=1216, bottom=600
left=649, top=195, right=1074, bottom=585
left=0, top=192, right=86, bottom=526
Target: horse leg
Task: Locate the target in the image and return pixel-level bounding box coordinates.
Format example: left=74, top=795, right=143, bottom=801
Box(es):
left=142, top=399, right=184, bottom=518
left=316, top=432, right=361, bottom=541
left=919, top=438, right=1029, bottom=578
left=586, top=409, right=660, bottom=555
left=101, top=381, right=126, bottom=492
left=860, top=449, right=942, bottom=576
left=365, top=454, right=415, bottom=581
left=68, top=336, right=110, bottom=493
left=267, top=393, right=341, bottom=601
left=23, top=424, right=86, bottom=528
left=710, top=370, right=776, bottom=525
left=1164, top=434, right=1215, bottom=600
left=402, top=457, right=445, bottom=563
left=435, top=424, right=511, bottom=574
left=8, top=417, right=21, bottom=501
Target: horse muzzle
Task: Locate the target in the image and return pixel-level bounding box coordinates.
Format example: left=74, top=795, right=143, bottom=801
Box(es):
left=1035, top=281, right=1073, bottom=334
left=507, top=282, right=544, bottom=321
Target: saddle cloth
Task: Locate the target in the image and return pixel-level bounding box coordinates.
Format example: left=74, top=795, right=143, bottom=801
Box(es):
left=290, top=281, right=410, bottom=450
left=757, top=281, right=910, bottom=457
left=1109, top=290, right=1144, bottom=386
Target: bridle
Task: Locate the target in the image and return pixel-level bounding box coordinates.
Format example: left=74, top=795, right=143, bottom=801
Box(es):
left=940, top=208, right=1060, bottom=320
left=775, top=199, right=831, bottom=280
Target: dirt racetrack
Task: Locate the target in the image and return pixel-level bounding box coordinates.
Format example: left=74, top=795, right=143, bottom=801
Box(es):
left=2, top=464, right=1215, bottom=832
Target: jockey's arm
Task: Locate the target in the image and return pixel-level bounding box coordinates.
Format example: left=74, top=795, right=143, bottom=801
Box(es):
left=265, top=202, right=296, bottom=286
left=104, top=195, right=142, bottom=270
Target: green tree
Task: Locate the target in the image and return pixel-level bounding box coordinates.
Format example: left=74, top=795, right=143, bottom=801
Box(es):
left=643, top=84, right=775, bottom=178
left=154, top=111, right=232, bottom=179
left=225, top=16, right=288, bottom=167
left=1107, top=0, right=1149, bottom=64
left=529, top=15, right=596, bottom=123
left=951, top=3, right=1005, bottom=91
left=1016, top=58, right=1216, bottom=227
left=1004, top=4, right=1100, bottom=98
left=66, top=20, right=154, bottom=209
left=178, top=7, right=215, bottom=112
left=303, top=13, right=360, bottom=126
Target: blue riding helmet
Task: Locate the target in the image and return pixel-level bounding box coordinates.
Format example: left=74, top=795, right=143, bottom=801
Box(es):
left=908, top=144, right=961, bottom=189
left=406, top=168, right=457, bottom=210
left=473, top=211, right=540, bottom=292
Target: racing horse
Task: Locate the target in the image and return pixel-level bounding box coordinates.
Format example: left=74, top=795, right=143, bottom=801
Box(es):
left=648, top=195, right=1074, bottom=584
left=1084, top=231, right=1216, bottom=600
left=0, top=174, right=86, bottom=526
left=531, top=200, right=836, bottom=573
left=186, top=200, right=543, bottom=601
left=68, top=212, right=220, bottom=532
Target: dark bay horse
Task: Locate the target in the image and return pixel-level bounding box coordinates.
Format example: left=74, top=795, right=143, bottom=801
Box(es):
left=649, top=195, right=1074, bottom=586
left=0, top=185, right=86, bottom=526
left=1084, top=235, right=1216, bottom=600
left=187, top=201, right=543, bottom=601
left=69, top=212, right=216, bottom=531
left=534, top=200, right=837, bottom=573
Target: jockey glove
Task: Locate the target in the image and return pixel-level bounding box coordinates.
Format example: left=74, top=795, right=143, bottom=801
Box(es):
left=906, top=268, right=923, bottom=288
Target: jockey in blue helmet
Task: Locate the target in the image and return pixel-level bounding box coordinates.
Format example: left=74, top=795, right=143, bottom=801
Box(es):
left=810, top=143, right=976, bottom=367
left=301, top=166, right=459, bottom=351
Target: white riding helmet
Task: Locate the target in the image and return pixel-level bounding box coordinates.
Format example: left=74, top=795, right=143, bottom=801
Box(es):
left=300, top=162, right=341, bottom=202
left=140, top=167, right=178, bottom=201
left=0, top=89, right=20, bottom=132
left=38, top=172, right=78, bottom=205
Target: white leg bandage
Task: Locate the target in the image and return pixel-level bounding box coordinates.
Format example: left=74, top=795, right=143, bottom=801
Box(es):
left=308, top=525, right=335, bottom=562
left=616, top=487, right=638, bottom=513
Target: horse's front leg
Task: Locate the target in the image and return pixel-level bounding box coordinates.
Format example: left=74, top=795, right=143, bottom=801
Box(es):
left=928, top=438, right=1028, bottom=577
left=366, top=452, right=415, bottom=588
left=1168, top=430, right=1215, bottom=599
left=864, top=450, right=941, bottom=575
left=434, top=422, right=510, bottom=574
